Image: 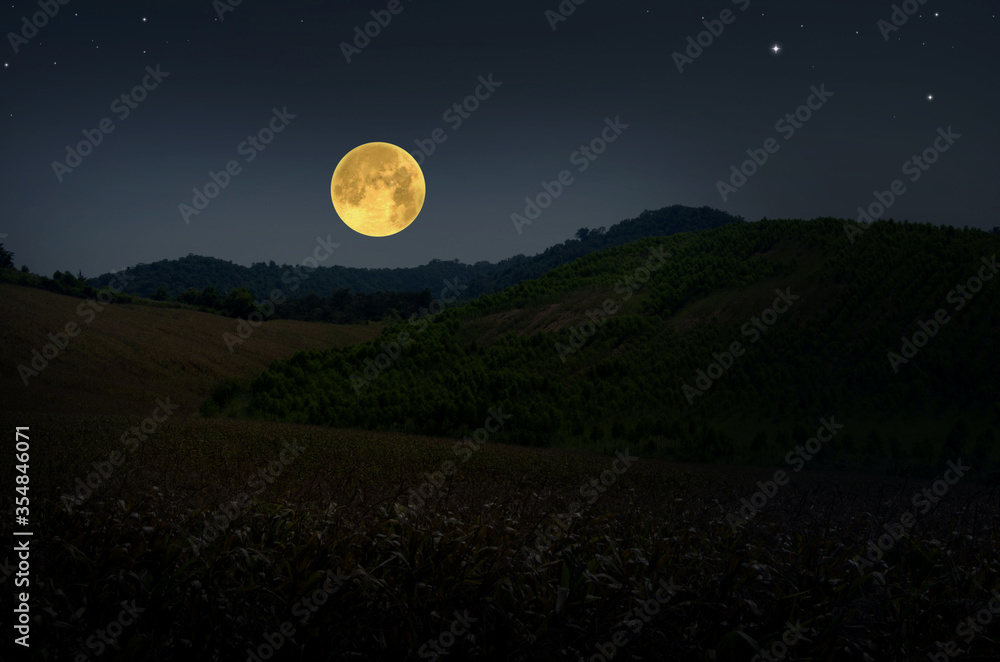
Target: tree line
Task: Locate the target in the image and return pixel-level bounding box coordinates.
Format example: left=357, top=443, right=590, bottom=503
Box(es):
left=221, top=218, right=1000, bottom=480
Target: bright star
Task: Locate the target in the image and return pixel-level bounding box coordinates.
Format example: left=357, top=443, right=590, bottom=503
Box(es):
left=771, top=44, right=781, bottom=54
left=927, top=94, right=934, bottom=101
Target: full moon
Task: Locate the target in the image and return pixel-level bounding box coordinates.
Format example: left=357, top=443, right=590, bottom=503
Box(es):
left=330, top=142, right=426, bottom=237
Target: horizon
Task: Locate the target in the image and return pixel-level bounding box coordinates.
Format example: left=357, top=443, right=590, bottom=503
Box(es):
left=88, top=209, right=1000, bottom=281
left=3, top=2, right=1000, bottom=659
left=3, top=1, right=998, bottom=278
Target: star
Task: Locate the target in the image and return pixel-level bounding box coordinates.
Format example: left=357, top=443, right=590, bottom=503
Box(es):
left=771, top=44, right=781, bottom=55
left=927, top=94, right=934, bottom=101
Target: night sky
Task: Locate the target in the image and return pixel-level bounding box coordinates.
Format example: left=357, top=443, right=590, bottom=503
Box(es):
left=3, top=0, right=998, bottom=279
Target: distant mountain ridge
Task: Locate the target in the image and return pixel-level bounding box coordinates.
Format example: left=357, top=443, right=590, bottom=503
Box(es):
left=90, top=205, right=742, bottom=299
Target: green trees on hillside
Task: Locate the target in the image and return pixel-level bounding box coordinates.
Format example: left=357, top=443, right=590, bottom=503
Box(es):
left=0, top=261, right=107, bottom=299
left=575, top=227, right=606, bottom=241
left=26, top=279, right=437, bottom=324
left=52, top=270, right=88, bottom=289
left=198, top=286, right=221, bottom=309
left=230, top=218, right=1000, bottom=479
left=224, top=287, right=256, bottom=317
left=0, top=243, right=13, bottom=270
left=87, top=205, right=744, bottom=300
left=177, top=288, right=202, bottom=305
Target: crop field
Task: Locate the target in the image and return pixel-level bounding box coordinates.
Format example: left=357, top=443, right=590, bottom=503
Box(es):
left=0, top=283, right=382, bottom=417
left=3, top=413, right=997, bottom=661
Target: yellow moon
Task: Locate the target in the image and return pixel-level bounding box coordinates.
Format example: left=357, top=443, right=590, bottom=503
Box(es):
left=330, top=142, right=426, bottom=237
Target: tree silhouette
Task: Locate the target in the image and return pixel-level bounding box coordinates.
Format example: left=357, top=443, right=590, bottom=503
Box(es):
left=224, top=287, right=256, bottom=317
left=0, top=243, right=13, bottom=269
left=178, top=287, right=202, bottom=305
left=198, top=286, right=221, bottom=309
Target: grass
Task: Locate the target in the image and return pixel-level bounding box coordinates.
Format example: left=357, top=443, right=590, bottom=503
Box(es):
left=2, top=253, right=998, bottom=660
left=0, top=283, right=382, bottom=416
left=5, top=412, right=998, bottom=661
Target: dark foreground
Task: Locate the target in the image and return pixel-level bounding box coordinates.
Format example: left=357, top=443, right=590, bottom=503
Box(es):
left=3, top=414, right=998, bottom=661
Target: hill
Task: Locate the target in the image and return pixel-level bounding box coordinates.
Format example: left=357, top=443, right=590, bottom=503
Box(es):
left=4, top=216, right=999, bottom=661
left=230, top=217, right=1000, bottom=478
left=88, top=205, right=741, bottom=300
left=0, top=282, right=380, bottom=417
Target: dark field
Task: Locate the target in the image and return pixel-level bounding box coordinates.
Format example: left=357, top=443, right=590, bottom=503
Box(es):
left=3, top=414, right=997, bottom=661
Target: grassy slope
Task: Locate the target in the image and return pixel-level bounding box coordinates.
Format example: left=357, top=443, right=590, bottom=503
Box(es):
left=492, top=222, right=999, bottom=456
left=2, top=221, right=999, bottom=660
left=239, top=219, right=1000, bottom=473
left=0, top=282, right=382, bottom=417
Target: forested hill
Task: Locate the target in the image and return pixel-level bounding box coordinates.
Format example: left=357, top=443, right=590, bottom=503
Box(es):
left=90, top=205, right=741, bottom=299
left=225, top=217, right=1000, bottom=479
